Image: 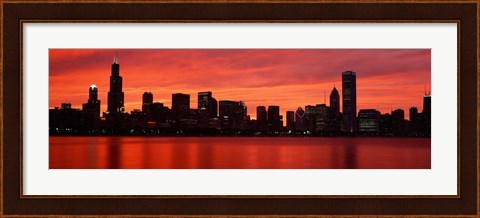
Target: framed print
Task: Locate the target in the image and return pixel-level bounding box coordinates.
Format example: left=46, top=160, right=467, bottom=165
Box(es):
left=2, top=0, right=478, bottom=217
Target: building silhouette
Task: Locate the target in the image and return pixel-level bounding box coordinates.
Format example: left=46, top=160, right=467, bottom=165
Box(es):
left=330, top=86, right=340, bottom=116
left=342, top=71, right=357, bottom=132
left=142, top=92, right=153, bottom=117
left=150, top=102, right=169, bottom=126
left=423, top=93, right=431, bottom=136
left=392, top=109, right=406, bottom=134
left=129, top=109, right=147, bottom=131
left=219, top=100, right=247, bottom=129
left=304, top=105, right=317, bottom=132
left=103, top=54, right=128, bottom=134
left=358, top=109, right=381, bottom=132
left=256, top=106, right=267, bottom=130
left=379, top=113, right=393, bottom=135
left=286, top=111, right=295, bottom=131
left=409, top=107, right=418, bottom=121
left=423, top=93, right=431, bottom=115
left=295, top=106, right=306, bottom=131
left=107, top=54, right=125, bottom=113
left=198, top=91, right=218, bottom=118
left=408, top=107, right=419, bottom=134
left=82, top=85, right=101, bottom=130
left=267, top=106, right=281, bottom=131
left=172, top=93, right=190, bottom=115
left=315, top=104, right=329, bottom=133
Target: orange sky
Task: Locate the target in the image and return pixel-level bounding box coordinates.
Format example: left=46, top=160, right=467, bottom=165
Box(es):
left=49, top=49, right=431, bottom=120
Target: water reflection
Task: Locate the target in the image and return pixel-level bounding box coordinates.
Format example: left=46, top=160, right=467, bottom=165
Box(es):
left=49, top=137, right=431, bottom=169
left=107, top=137, right=121, bottom=168
left=345, top=141, right=357, bottom=169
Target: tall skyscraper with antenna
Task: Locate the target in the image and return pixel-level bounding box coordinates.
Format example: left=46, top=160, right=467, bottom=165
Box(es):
left=107, top=54, right=125, bottom=113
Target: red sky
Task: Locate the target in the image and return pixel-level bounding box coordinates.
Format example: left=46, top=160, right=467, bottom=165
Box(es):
left=49, top=49, right=430, bottom=120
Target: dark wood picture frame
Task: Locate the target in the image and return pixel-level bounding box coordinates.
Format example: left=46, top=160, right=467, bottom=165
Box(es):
left=1, top=0, right=478, bottom=216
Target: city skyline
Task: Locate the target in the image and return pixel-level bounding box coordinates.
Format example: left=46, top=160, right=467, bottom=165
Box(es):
left=49, top=49, right=431, bottom=120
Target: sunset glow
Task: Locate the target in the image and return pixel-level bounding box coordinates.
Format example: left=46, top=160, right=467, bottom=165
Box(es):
left=49, top=49, right=431, bottom=120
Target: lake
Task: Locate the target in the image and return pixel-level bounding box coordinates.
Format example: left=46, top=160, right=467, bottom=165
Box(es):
left=49, top=137, right=430, bottom=169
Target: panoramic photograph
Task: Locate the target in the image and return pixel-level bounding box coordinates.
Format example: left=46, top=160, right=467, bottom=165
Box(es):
left=49, top=49, right=431, bottom=169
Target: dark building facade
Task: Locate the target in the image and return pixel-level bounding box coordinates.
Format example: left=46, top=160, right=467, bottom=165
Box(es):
left=295, top=106, right=306, bottom=131
left=219, top=100, right=237, bottom=117
left=423, top=95, right=431, bottom=115
left=150, top=102, right=169, bottom=126
left=198, top=91, right=218, bottom=118
left=267, top=106, right=281, bottom=131
left=82, top=85, right=101, bottom=130
left=107, top=55, right=125, bottom=113
left=358, top=109, right=381, bottom=132
left=172, top=93, right=190, bottom=115
left=315, top=104, right=329, bottom=133
left=286, top=111, right=295, bottom=131
left=408, top=106, right=422, bottom=135
left=305, top=105, right=317, bottom=132
left=409, top=107, right=418, bottom=121
left=329, top=86, right=340, bottom=116
left=256, top=106, right=267, bottom=130
left=342, top=71, right=357, bottom=132
left=219, top=100, right=247, bottom=129
left=392, top=109, right=406, bottom=134
left=142, top=92, right=153, bottom=116
left=423, top=94, right=431, bottom=136
left=50, top=104, right=83, bottom=134
left=129, top=109, right=147, bottom=131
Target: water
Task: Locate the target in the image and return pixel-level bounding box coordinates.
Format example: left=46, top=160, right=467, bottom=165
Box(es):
left=49, top=137, right=430, bottom=169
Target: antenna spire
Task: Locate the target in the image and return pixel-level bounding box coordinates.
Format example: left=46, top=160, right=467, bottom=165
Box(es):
left=113, top=53, right=118, bottom=64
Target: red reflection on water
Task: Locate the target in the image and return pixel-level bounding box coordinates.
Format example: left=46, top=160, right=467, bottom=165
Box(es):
left=49, top=137, right=431, bottom=169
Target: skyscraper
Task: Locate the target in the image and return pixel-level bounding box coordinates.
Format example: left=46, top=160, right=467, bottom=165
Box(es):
left=409, top=107, right=418, bottom=121
left=239, top=101, right=247, bottom=121
left=172, top=93, right=190, bottom=114
left=286, top=111, right=295, bottom=131
left=198, top=91, right=218, bottom=118
left=295, top=107, right=306, bottom=131
left=256, top=106, right=267, bottom=122
left=219, top=100, right=246, bottom=129
left=342, top=71, right=357, bottom=132
left=267, top=106, right=281, bottom=131
left=82, top=84, right=101, bottom=129
left=329, top=86, right=340, bottom=116
left=423, top=95, right=431, bottom=116
left=305, top=105, right=317, bottom=132
left=409, top=106, right=420, bottom=134
left=256, top=106, right=267, bottom=130
left=142, top=92, right=153, bottom=115
left=107, top=54, right=124, bottom=113
left=83, top=84, right=101, bottom=115
left=358, top=109, right=381, bottom=132
left=392, top=109, right=405, bottom=134
left=423, top=92, right=431, bottom=136
left=315, top=104, right=329, bottom=132
left=88, top=85, right=99, bottom=103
